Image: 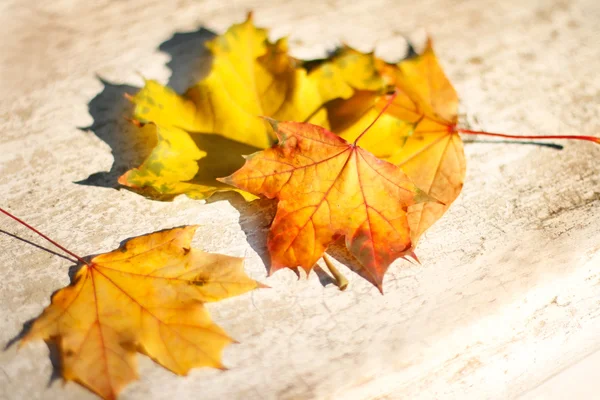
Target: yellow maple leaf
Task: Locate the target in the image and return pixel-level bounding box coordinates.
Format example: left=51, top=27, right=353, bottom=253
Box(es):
left=119, top=14, right=339, bottom=201
left=21, top=226, right=263, bottom=400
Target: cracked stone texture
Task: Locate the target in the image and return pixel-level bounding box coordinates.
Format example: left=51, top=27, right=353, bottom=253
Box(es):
left=1, top=0, right=600, bottom=399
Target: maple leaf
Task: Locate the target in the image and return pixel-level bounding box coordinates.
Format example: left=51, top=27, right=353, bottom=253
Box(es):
left=312, top=40, right=466, bottom=245
left=377, top=39, right=466, bottom=244
left=220, top=118, right=434, bottom=290
left=119, top=14, right=342, bottom=201
left=20, top=226, right=262, bottom=400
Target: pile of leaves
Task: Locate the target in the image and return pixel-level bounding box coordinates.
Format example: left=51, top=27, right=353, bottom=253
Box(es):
left=11, top=12, right=597, bottom=400
left=120, top=14, right=466, bottom=289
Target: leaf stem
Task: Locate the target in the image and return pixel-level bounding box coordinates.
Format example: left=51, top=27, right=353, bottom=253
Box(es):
left=0, top=207, right=89, bottom=265
left=457, top=128, right=600, bottom=144
left=322, top=254, right=348, bottom=291
left=353, top=91, right=398, bottom=145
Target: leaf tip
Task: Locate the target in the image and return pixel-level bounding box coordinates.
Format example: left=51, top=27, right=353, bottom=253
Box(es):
left=260, top=116, right=279, bottom=132
left=117, top=171, right=132, bottom=186
left=185, top=224, right=201, bottom=232
left=16, top=335, right=31, bottom=349
left=267, top=266, right=278, bottom=277
left=256, top=281, right=271, bottom=289
left=424, top=36, right=434, bottom=50
left=403, top=249, right=421, bottom=265
left=216, top=175, right=233, bottom=186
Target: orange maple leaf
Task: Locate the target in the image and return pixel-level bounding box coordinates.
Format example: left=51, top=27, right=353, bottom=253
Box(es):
left=220, top=116, right=434, bottom=290
left=20, top=226, right=263, bottom=400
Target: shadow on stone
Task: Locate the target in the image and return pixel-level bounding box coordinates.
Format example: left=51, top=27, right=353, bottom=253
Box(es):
left=4, top=261, right=85, bottom=352
left=325, top=238, right=381, bottom=289
left=6, top=322, right=64, bottom=386
left=187, top=133, right=260, bottom=187
left=208, top=193, right=277, bottom=276
left=0, top=230, right=77, bottom=264
left=313, top=265, right=336, bottom=288
left=76, top=78, right=154, bottom=189
left=463, top=138, right=564, bottom=150
left=4, top=318, right=35, bottom=351
left=77, top=26, right=216, bottom=191
left=159, top=27, right=215, bottom=93
left=45, top=342, right=62, bottom=386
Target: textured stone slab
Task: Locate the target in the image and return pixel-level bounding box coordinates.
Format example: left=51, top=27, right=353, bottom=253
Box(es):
left=1, top=0, right=600, bottom=399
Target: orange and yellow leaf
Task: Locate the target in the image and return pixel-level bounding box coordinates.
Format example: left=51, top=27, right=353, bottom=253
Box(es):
left=21, top=226, right=262, bottom=400
left=220, top=120, right=433, bottom=290
left=381, top=39, right=465, bottom=244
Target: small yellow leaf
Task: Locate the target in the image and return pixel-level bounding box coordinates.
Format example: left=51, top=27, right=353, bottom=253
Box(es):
left=118, top=121, right=258, bottom=201
left=21, top=226, right=263, bottom=400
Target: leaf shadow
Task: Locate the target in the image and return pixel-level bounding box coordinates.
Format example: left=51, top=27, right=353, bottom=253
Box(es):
left=6, top=264, right=86, bottom=387
left=5, top=263, right=85, bottom=351
left=4, top=319, right=34, bottom=351
left=325, top=238, right=381, bottom=288
left=45, top=342, right=62, bottom=386
left=313, top=265, right=336, bottom=288
left=208, top=194, right=277, bottom=276
left=1, top=228, right=82, bottom=352
left=463, top=138, right=564, bottom=150
left=159, top=28, right=216, bottom=93
left=75, top=79, right=154, bottom=189
left=77, top=26, right=216, bottom=190
left=2, top=317, right=63, bottom=388
left=0, top=230, right=77, bottom=264
left=187, top=133, right=261, bottom=187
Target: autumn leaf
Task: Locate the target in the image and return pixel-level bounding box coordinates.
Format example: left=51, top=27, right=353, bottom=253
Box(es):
left=20, top=226, right=263, bottom=400
left=119, top=14, right=341, bottom=201
left=373, top=39, right=466, bottom=244
left=312, top=40, right=466, bottom=245
left=220, top=118, right=434, bottom=290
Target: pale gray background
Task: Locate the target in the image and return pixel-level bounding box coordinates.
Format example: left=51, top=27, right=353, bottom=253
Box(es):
left=1, top=0, right=600, bottom=399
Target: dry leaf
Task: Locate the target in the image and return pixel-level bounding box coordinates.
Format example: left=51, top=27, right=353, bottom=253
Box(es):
left=21, top=226, right=262, bottom=400
left=220, top=119, right=433, bottom=290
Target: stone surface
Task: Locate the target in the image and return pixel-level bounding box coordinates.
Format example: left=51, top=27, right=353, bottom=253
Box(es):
left=1, top=0, right=600, bottom=399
